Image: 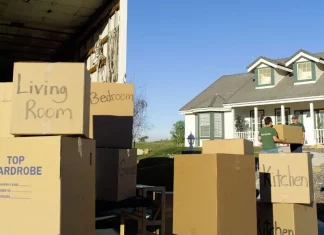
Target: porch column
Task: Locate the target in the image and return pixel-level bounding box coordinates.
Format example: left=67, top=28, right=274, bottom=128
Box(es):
left=281, top=104, right=285, bottom=125
left=309, top=102, right=316, bottom=145
left=254, top=106, right=259, bottom=146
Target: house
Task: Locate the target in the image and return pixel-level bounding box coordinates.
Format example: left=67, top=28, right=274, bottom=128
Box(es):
left=179, top=49, right=324, bottom=147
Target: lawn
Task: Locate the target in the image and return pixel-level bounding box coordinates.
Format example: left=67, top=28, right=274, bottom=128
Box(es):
left=135, top=140, right=261, bottom=159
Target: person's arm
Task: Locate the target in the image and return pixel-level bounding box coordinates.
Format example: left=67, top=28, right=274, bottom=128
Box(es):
left=258, top=131, right=262, bottom=142
left=272, top=129, right=285, bottom=143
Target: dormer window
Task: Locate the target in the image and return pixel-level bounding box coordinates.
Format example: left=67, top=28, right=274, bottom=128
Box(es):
left=258, top=67, right=272, bottom=85
left=297, top=62, right=312, bottom=81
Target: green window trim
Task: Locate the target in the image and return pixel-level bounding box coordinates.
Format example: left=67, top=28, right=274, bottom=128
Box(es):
left=293, top=61, right=316, bottom=83
left=255, top=67, right=275, bottom=87
left=197, top=112, right=224, bottom=140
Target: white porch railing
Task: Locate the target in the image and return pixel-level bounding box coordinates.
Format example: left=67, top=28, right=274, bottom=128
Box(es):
left=234, top=129, right=324, bottom=145
left=234, top=131, right=255, bottom=142
left=315, top=129, right=324, bottom=144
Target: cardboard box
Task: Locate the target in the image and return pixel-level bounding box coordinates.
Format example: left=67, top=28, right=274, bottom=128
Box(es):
left=0, top=136, right=95, bottom=235
left=11, top=62, right=90, bottom=136
left=202, top=138, right=254, bottom=155
left=173, top=153, right=256, bottom=235
left=259, top=153, right=314, bottom=203
left=273, top=125, right=303, bottom=144
left=90, top=82, right=134, bottom=148
left=257, top=201, right=318, bottom=235
left=0, top=82, right=13, bottom=137
left=96, top=148, right=137, bottom=201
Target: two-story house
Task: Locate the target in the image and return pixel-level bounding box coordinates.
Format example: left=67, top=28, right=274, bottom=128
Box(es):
left=179, top=49, right=324, bottom=147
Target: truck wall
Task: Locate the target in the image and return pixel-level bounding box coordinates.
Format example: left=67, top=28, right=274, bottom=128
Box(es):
left=77, top=0, right=128, bottom=83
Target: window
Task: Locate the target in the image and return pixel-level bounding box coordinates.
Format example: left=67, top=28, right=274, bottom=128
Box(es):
left=297, top=62, right=312, bottom=81
left=275, top=108, right=290, bottom=125
left=258, top=68, right=272, bottom=85
left=214, top=113, right=223, bottom=138
left=250, top=110, right=265, bottom=131
left=199, top=113, right=210, bottom=137
left=294, top=111, right=303, bottom=123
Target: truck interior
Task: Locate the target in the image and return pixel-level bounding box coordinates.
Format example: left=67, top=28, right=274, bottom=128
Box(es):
left=0, top=0, right=118, bottom=82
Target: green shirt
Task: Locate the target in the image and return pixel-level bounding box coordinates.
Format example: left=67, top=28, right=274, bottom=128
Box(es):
left=290, top=122, right=305, bottom=132
left=258, top=126, right=278, bottom=150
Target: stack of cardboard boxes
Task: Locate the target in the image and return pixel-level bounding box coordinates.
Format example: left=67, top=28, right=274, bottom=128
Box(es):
left=172, top=139, right=257, bottom=235
left=90, top=82, right=137, bottom=202
left=172, top=137, right=319, bottom=235
left=258, top=152, right=318, bottom=235
left=0, top=62, right=138, bottom=234
left=0, top=62, right=96, bottom=235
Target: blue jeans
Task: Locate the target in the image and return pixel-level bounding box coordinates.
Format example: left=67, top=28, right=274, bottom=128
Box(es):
left=261, top=148, right=279, bottom=153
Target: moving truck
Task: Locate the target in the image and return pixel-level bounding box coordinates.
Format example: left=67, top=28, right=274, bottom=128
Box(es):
left=0, top=0, right=128, bottom=84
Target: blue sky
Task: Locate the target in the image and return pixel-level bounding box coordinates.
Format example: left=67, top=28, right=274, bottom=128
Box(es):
left=126, top=0, right=324, bottom=141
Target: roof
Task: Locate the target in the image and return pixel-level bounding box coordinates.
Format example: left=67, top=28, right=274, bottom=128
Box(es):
left=224, top=73, right=324, bottom=104
left=179, top=73, right=252, bottom=111
left=180, top=50, right=324, bottom=111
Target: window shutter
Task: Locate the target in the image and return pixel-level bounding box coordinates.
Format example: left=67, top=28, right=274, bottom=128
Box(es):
left=293, top=63, right=297, bottom=81
left=255, top=69, right=259, bottom=84
left=311, top=62, right=316, bottom=80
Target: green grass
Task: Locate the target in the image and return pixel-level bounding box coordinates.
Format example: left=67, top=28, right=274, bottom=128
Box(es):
left=135, top=140, right=201, bottom=160
left=135, top=140, right=261, bottom=159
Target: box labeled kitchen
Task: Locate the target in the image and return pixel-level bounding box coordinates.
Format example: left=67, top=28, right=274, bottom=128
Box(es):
left=259, top=153, right=314, bottom=203
left=0, top=136, right=95, bottom=235
left=90, top=82, right=134, bottom=148
left=11, top=62, right=90, bottom=136
left=257, top=201, right=317, bottom=235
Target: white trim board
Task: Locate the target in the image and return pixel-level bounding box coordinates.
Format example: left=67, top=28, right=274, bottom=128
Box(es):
left=247, top=58, right=293, bottom=73
left=285, top=52, right=324, bottom=67
left=223, top=95, right=324, bottom=108
left=179, top=107, right=231, bottom=114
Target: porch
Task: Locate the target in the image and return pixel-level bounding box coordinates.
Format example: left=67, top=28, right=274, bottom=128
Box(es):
left=231, top=100, right=324, bottom=146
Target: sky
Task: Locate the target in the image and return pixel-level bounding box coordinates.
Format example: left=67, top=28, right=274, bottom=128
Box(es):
left=126, top=0, right=324, bottom=141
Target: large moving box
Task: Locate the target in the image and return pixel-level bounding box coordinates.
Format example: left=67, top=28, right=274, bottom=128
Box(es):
left=0, top=136, right=96, bottom=235
left=202, top=139, right=254, bottom=155
left=90, top=82, right=134, bottom=148
left=11, top=62, right=90, bottom=136
left=257, top=201, right=318, bottom=235
left=0, top=82, right=13, bottom=137
left=173, top=154, right=256, bottom=235
left=96, top=148, right=137, bottom=201
left=273, top=125, right=303, bottom=144
left=259, top=153, right=314, bottom=203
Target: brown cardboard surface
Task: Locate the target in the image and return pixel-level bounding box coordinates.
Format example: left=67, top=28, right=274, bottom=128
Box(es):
left=273, top=125, right=303, bottom=144
left=257, top=201, right=318, bottom=235
left=96, top=148, right=137, bottom=201
left=0, top=136, right=95, bottom=235
left=259, top=153, right=314, bottom=203
left=90, top=82, right=134, bottom=148
left=0, top=82, right=13, bottom=137
left=173, top=153, right=256, bottom=235
left=11, top=62, right=90, bottom=136
left=202, top=138, right=254, bottom=155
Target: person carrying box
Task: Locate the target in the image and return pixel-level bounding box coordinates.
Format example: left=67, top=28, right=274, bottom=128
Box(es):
left=289, top=114, right=305, bottom=153
left=258, top=117, right=286, bottom=153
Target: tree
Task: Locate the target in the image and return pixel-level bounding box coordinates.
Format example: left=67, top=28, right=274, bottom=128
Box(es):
left=170, top=120, right=185, bottom=146
left=127, top=76, right=153, bottom=141
left=235, top=115, right=250, bottom=132
left=138, top=136, right=149, bottom=142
